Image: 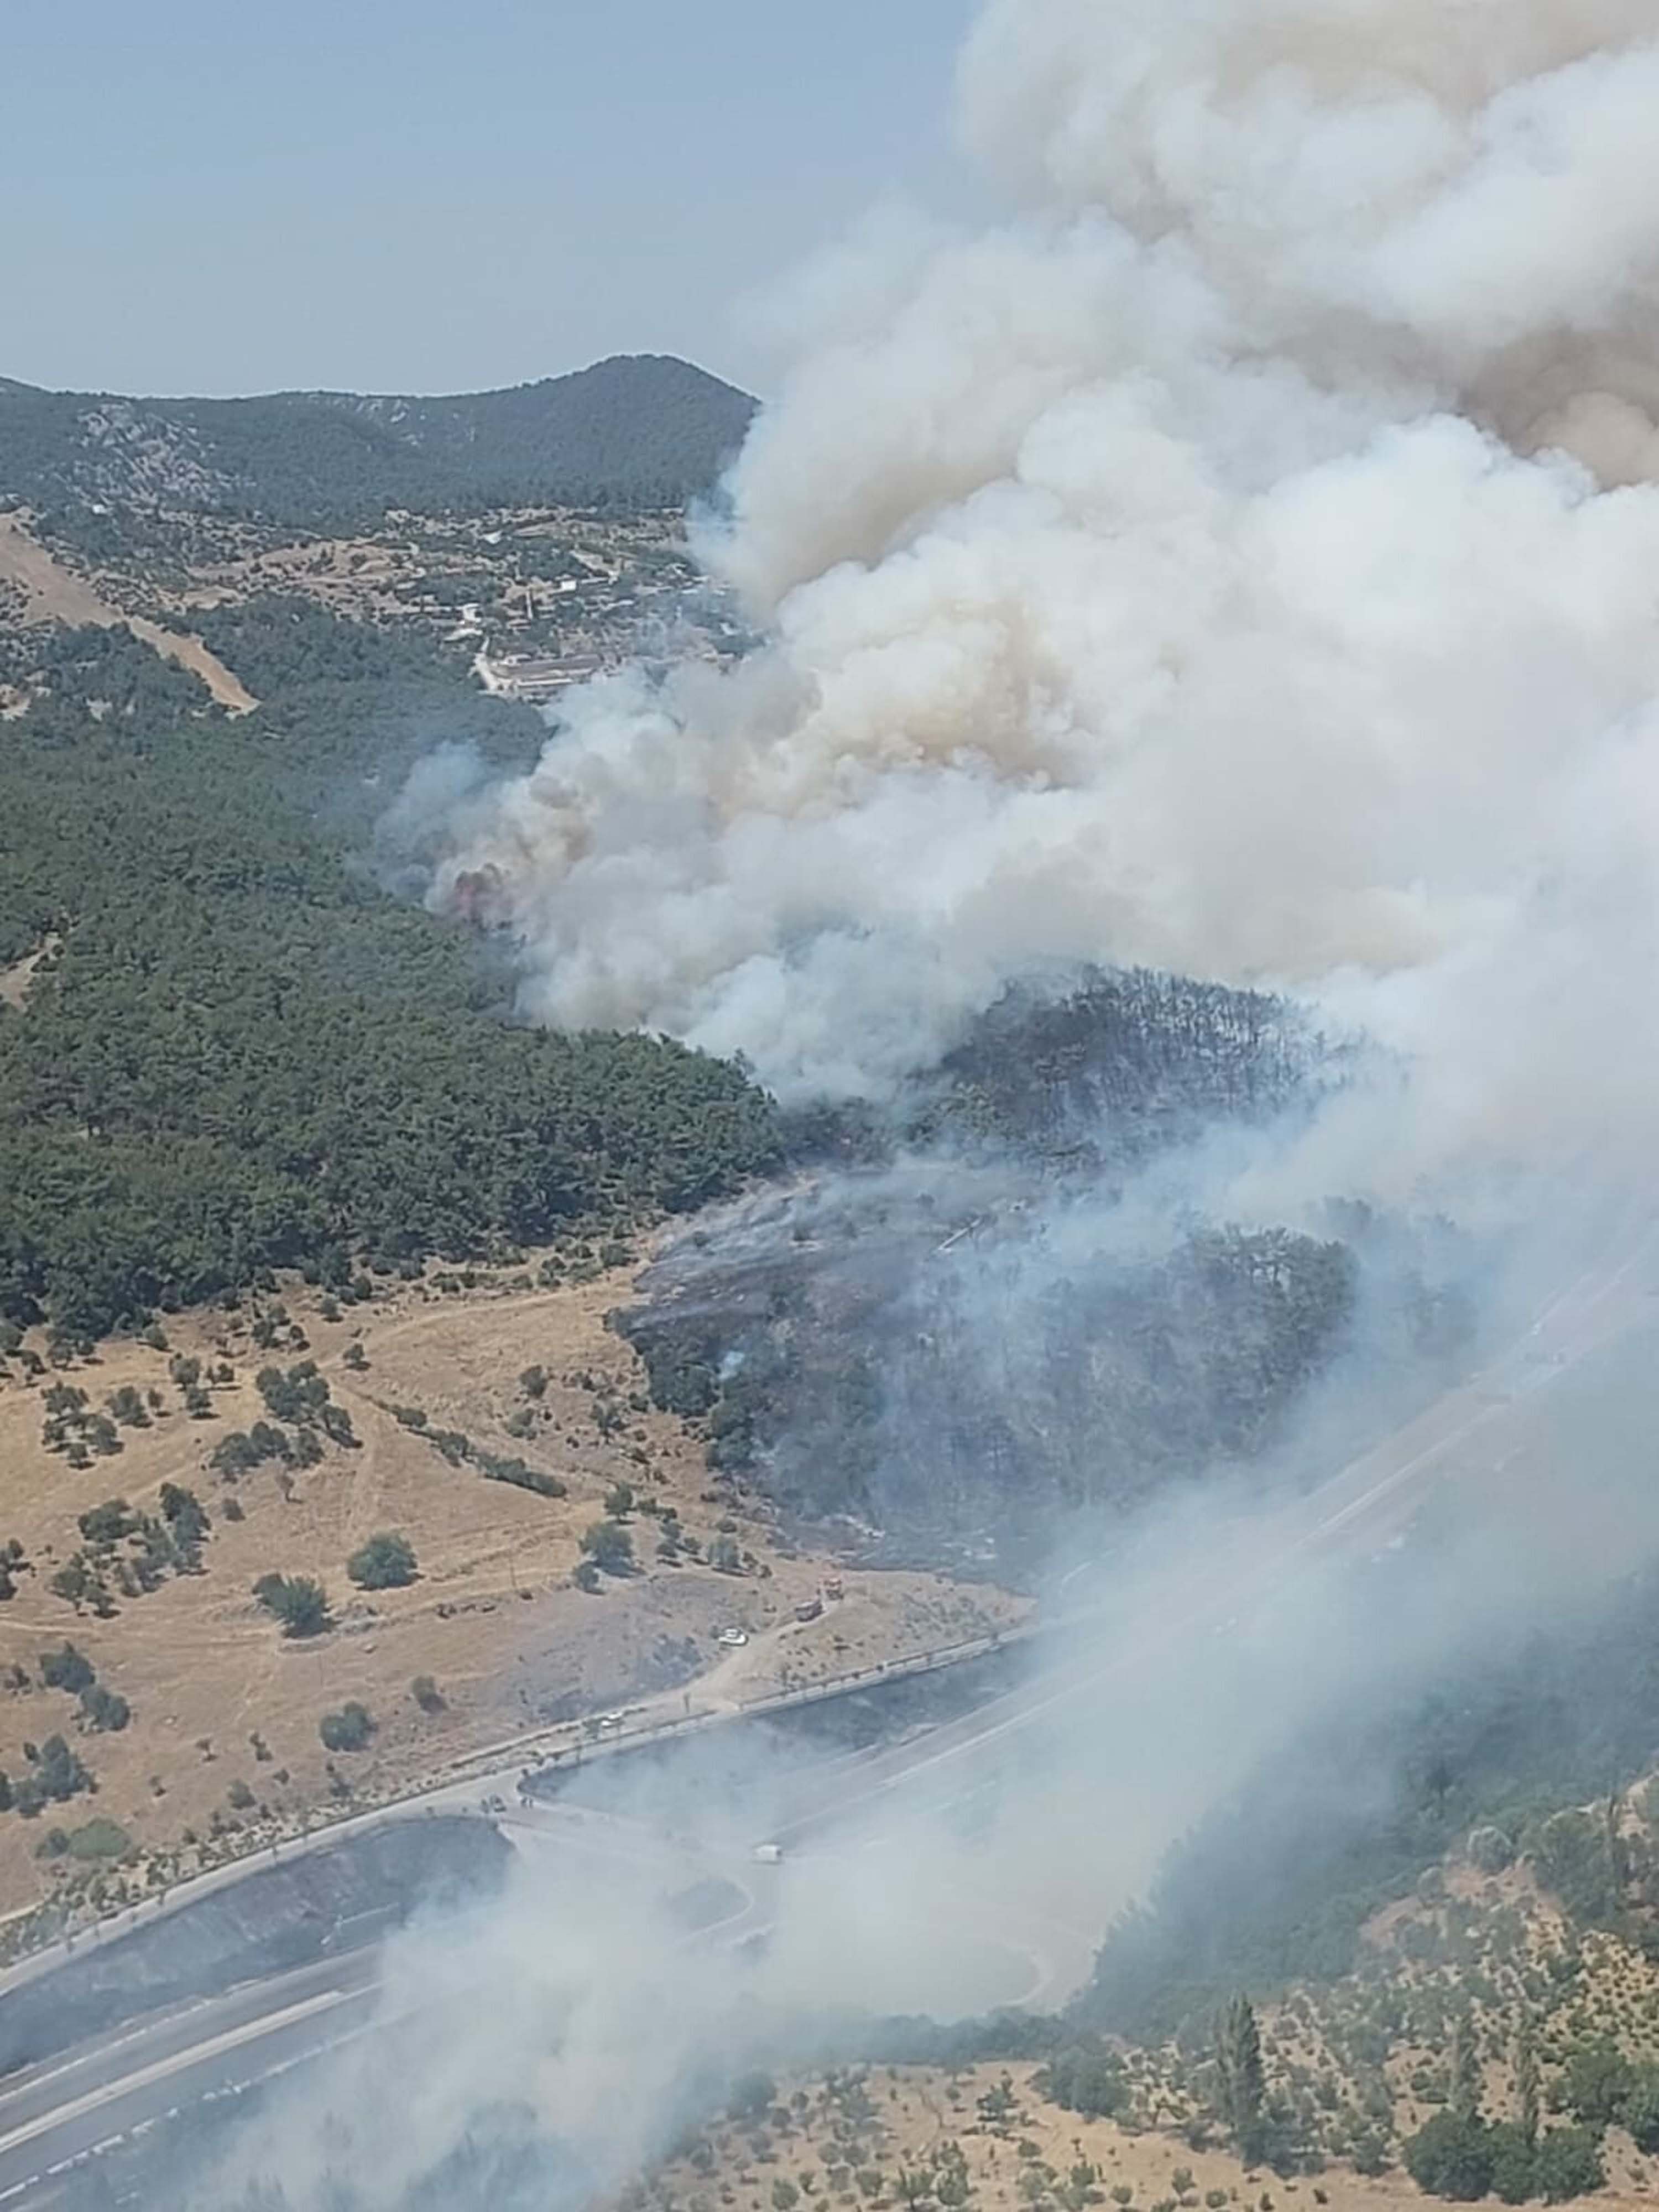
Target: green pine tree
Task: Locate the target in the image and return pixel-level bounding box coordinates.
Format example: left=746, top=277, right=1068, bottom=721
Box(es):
left=1450, top=2012, right=1481, bottom=2124
left=1217, top=1995, right=1266, bottom=2160
left=1516, top=2023, right=1541, bottom=2148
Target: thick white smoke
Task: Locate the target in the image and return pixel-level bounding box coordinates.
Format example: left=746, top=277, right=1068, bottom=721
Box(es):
left=433, top=0, right=1659, bottom=1188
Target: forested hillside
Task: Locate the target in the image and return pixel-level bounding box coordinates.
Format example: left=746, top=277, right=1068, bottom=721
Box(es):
left=615, top=977, right=1428, bottom=1547
left=0, top=608, right=780, bottom=1339
left=0, top=355, right=755, bottom=534
left=1078, top=1553, right=1659, bottom=2046
left=626, top=1211, right=1358, bottom=1542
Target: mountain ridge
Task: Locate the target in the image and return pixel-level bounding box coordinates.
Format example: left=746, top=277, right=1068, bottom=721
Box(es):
left=0, top=353, right=757, bottom=525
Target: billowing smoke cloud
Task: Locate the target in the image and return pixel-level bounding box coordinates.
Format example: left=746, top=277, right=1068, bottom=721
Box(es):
left=178, top=19, right=1659, bottom=2205
left=429, top=0, right=1659, bottom=1199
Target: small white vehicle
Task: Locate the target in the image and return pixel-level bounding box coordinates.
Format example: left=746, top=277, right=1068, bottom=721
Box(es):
left=716, top=1627, right=749, bottom=1648
left=752, top=1841, right=784, bottom=1864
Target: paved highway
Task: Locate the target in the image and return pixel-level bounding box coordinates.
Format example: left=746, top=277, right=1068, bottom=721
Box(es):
left=0, top=1955, right=382, bottom=2199
left=2, top=1215, right=1653, bottom=2204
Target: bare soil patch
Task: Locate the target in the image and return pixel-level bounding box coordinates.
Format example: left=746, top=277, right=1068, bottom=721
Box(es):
left=0, top=933, right=59, bottom=1012
left=0, top=514, right=256, bottom=711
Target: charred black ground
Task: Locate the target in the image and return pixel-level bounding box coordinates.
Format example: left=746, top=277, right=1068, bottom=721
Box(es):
left=617, top=972, right=1477, bottom=1556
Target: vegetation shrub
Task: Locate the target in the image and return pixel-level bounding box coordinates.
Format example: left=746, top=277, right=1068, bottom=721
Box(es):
left=39, top=1642, right=94, bottom=1697
left=1620, top=2067, right=1659, bottom=2154
left=159, top=1481, right=210, bottom=1551
left=1035, top=2042, right=1126, bottom=2120
left=319, top=1702, right=375, bottom=1752
left=475, top=1451, right=564, bottom=1499
left=1560, top=2041, right=1632, bottom=2128
left=1534, top=1812, right=1623, bottom=1926
left=1468, top=1824, right=1515, bottom=1874
left=1403, top=2113, right=1493, bottom=2200
left=1532, top=2128, right=1605, bottom=2204
left=580, top=1519, right=634, bottom=1575
left=77, top=1499, right=137, bottom=1546
left=65, top=1817, right=129, bottom=1861
left=1487, top=2122, right=1539, bottom=2205
left=80, top=1684, right=130, bottom=1732
left=1404, top=2115, right=1606, bottom=2204
left=346, top=1531, right=418, bottom=1590
left=253, top=1573, right=330, bottom=1638
left=728, top=2073, right=777, bottom=2123
left=13, top=1734, right=92, bottom=1818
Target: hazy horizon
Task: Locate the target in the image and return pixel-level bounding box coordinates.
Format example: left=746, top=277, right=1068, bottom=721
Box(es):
left=2, top=348, right=755, bottom=404
left=3, top=0, right=975, bottom=402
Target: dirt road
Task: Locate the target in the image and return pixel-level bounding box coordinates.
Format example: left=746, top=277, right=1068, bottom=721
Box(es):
left=0, top=515, right=256, bottom=712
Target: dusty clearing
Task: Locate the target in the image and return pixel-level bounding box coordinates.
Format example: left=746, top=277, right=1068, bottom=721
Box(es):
left=0, top=514, right=256, bottom=711
left=0, top=1256, right=1024, bottom=1924
left=0, top=933, right=59, bottom=1012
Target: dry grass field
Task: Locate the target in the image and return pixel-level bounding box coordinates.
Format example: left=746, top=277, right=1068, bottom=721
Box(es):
left=645, top=2030, right=1654, bottom=2212
left=647, top=2062, right=1458, bottom=2212
left=0, top=1255, right=1024, bottom=1927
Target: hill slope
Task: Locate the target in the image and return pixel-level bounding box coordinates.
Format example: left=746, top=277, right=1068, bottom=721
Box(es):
left=0, top=608, right=781, bottom=1339
left=0, top=354, right=756, bottom=526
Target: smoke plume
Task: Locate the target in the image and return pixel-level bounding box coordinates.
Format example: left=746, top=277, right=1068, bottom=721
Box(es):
left=429, top=0, right=1659, bottom=1202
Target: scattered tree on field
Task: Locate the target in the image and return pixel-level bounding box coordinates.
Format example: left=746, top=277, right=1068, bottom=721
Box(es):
left=319, top=1702, right=375, bottom=1752
left=39, top=1643, right=95, bottom=1697
left=253, top=1573, right=330, bottom=1638
left=581, top=1520, right=634, bottom=1576
left=346, top=1531, right=418, bottom=1590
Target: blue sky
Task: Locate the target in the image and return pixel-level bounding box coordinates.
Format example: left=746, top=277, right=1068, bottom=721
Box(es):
left=3, top=0, right=975, bottom=398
